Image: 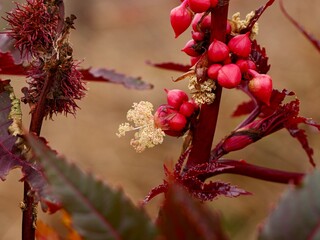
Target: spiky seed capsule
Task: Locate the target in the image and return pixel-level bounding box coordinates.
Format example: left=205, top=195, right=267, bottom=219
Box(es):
left=208, top=39, right=229, bottom=63
left=170, top=2, right=193, bottom=38
left=228, top=32, right=252, bottom=58
left=217, top=64, right=242, bottom=89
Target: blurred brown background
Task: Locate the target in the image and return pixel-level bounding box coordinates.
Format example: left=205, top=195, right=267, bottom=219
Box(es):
left=0, top=0, right=319, bottom=239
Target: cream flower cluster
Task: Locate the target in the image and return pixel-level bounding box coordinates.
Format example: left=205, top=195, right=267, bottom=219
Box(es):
left=117, top=101, right=165, bottom=153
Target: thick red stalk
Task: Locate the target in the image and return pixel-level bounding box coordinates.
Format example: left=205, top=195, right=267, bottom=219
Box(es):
left=185, top=1, right=229, bottom=169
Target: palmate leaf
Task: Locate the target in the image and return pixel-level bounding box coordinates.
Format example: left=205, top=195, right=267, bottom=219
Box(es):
left=258, top=170, right=320, bottom=240
left=28, top=135, right=158, bottom=240
left=157, top=183, right=229, bottom=240
left=0, top=79, right=60, bottom=212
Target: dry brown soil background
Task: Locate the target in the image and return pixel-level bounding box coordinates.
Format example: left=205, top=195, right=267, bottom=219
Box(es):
left=0, top=0, right=319, bottom=239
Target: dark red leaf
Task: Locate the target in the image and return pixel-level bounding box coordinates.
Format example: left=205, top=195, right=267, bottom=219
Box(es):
left=146, top=61, right=192, bottom=72
left=80, top=67, right=153, bottom=90
left=232, top=100, right=255, bottom=117
left=158, top=183, right=229, bottom=240
left=0, top=79, right=60, bottom=213
left=0, top=52, right=28, bottom=75
left=143, top=182, right=168, bottom=204
left=250, top=40, right=270, bottom=74
left=280, top=0, right=320, bottom=52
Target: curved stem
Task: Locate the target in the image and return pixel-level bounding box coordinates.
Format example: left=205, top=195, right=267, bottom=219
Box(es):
left=214, top=159, right=304, bottom=184
left=185, top=1, right=229, bottom=169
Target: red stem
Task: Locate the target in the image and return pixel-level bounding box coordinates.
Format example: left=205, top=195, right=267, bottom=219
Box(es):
left=185, top=1, right=229, bottom=169
left=23, top=72, right=54, bottom=240
left=214, top=159, right=304, bottom=184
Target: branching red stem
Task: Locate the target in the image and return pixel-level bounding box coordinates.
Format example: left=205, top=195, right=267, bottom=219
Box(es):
left=213, top=159, right=304, bottom=184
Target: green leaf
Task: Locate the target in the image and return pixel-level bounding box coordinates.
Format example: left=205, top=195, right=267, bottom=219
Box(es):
left=158, top=183, right=229, bottom=240
left=258, top=170, right=320, bottom=240
left=28, top=136, right=158, bottom=240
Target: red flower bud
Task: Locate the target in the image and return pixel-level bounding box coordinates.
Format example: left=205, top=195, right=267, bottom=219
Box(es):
left=179, top=101, right=196, bottom=117
left=165, top=89, right=189, bottom=109
left=222, top=135, right=255, bottom=153
left=170, top=2, right=193, bottom=38
left=210, top=0, right=218, bottom=7
left=154, top=104, right=188, bottom=136
left=192, top=31, right=205, bottom=42
left=236, top=59, right=256, bottom=73
left=217, top=64, right=241, bottom=89
left=207, top=63, right=222, bottom=79
left=192, top=13, right=211, bottom=32
left=226, top=21, right=232, bottom=35
left=188, top=0, right=211, bottom=13
left=182, top=39, right=200, bottom=57
left=190, top=56, right=201, bottom=66
left=208, top=39, right=229, bottom=62
left=248, top=70, right=273, bottom=106
left=228, top=32, right=252, bottom=58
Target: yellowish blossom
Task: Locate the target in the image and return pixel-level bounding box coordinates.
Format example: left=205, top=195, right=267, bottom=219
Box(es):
left=116, top=101, right=165, bottom=153
left=230, top=11, right=259, bottom=39
left=188, top=75, right=216, bottom=105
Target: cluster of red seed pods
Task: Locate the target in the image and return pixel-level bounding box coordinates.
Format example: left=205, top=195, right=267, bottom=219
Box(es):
left=154, top=89, right=198, bottom=136
left=170, top=0, right=273, bottom=106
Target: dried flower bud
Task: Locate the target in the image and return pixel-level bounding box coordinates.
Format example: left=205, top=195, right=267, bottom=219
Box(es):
left=248, top=70, right=273, bottom=105
left=192, top=13, right=211, bottom=32
left=188, top=0, right=211, bottom=13
left=207, top=63, right=222, bottom=80
left=182, top=39, right=200, bottom=57
left=170, top=2, right=193, bottom=38
left=217, top=64, right=241, bottom=89
left=208, top=39, right=229, bottom=63
left=228, top=32, right=252, bottom=58
left=165, top=89, right=189, bottom=109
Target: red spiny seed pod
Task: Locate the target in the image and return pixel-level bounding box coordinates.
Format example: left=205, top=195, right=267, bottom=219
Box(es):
left=4, top=0, right=59, bottom=57
left=192, top=13, right=211, bottom=32
left=217, top=64, right=242, bottom=89
left=170, top=1, right=193, bottom=38
left=165, top=89, right=189, bottom=109
left=228, top=32, right=252, bottom=58
left=248, top=70, right=273, bottom=106
left=179, top=101, right=196, bottom=117
left=188, top=0, right=211, bottom=13
left=182, top=39, right=200, bottom=57
left=207, top=63, right=222, bottom=79
left=236, top=59, right=256, bottom=73
left=208, top=39, right=229, bottom=62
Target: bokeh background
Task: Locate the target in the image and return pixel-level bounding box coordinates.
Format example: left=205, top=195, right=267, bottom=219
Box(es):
left=0, top=0, right=319, bottom=239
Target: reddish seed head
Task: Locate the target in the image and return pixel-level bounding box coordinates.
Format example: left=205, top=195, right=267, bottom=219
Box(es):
left=228, top=32, right=252, bottom=58
left=217, top=64, right=242, bottom=89
left=170, top=2, right=193, bottom=38
left=208, top=39, right=229, bottom=63
left=191, top=13, right=211, bottom=32
left=188, top=0, right=211, bottom=13
left=207, top=63, right=222, bottom=79
left=248, top=71, right=273, bottom=106
left=165, top=89, right=189, bottom=109
left=181, top=39, right=200, bottom=57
